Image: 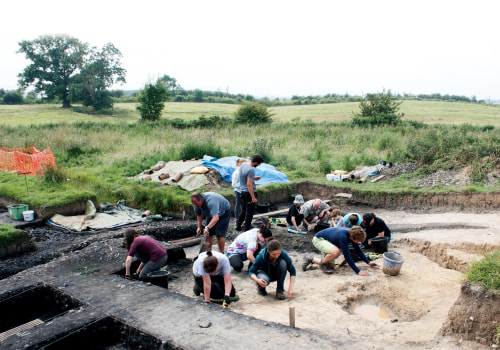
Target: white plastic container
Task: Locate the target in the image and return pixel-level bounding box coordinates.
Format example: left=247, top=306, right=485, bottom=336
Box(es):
left=23, top=210, right=34, bottom=222
left=326, top=174, right=350, bottom=181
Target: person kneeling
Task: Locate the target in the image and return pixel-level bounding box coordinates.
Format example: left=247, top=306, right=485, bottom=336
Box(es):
left=226, top=225, right=273, bottom=272
left=249, top=240, right=296, bottom=300
left=193, top=250, right=237, bottom=305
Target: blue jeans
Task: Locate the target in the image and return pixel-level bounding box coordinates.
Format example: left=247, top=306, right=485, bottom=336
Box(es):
left=234, top=190, right=242, bottom=221
left=256, top=259, right=287, bottom=293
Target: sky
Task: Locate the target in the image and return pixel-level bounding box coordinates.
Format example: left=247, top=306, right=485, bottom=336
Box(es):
left=2, top=0, right=500, bottom=100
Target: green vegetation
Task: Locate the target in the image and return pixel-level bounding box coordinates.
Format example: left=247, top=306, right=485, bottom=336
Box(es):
left=0, top=224, right=25, bottom=245
left=465, top=250, right=500, bottom=292
left=234, top=103, right=273, bottom=124
left=352, top=90, right=404, bottom=126
left=136, top=79, right=169, bottom=122
left=0, top=101, right=498, bottom=214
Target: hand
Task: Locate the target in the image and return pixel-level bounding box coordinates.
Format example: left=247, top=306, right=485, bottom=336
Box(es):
left=369, top=262, right=378, bottom=267
left=203, top=227, right=209, bottom=237
left=136, top=267, right=142, bottom=274
left=252, top=197, right=257, bottom=204
left=296, top=227, right=302, bottom=232
left=307, top=225, right=312, bottom=231
left=255, top=176, right=261, bottom=180
left=257, top=279, right=268, bottom=288
left=196, top=227, right=202, bottom=235
left=368, top=240, right=372, bottom=246
left=358, top=271, right=369, bottom=276
left=223, top=295, right=231, bottom=307
left=288, top=289, right=294, bottom=298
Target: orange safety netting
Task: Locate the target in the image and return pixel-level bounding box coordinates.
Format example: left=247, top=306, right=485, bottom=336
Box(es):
left=0, top=147, right=57, bottom=176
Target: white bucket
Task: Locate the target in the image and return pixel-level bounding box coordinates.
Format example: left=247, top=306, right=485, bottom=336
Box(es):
left=23, top=210, right=34, bottom=222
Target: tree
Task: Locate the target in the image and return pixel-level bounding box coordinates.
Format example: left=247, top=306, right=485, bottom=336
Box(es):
left=76, top=43, right=126, bottom=110
left=234, top=102, right=273, bottom=124
left=136, top=79, right=168, bottom=121
left=17, top=35, right=87, bottom=108
left=3, top=91, right=24, bottom=105
left=159, top=75, right=182, bottom=94
left=352, top=89, right=404, bottom=127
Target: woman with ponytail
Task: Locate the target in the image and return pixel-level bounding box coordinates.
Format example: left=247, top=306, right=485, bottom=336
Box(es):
left=193, top=249, right=237, bottom=305
left=226, top=224, right=273, bottom=272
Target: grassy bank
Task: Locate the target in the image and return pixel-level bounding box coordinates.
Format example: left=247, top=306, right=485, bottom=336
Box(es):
left=465, top=249, right=500, bottom=293
left=0, top=102, right=499, bottom=214
left=0, top=224, right=25, bottom=245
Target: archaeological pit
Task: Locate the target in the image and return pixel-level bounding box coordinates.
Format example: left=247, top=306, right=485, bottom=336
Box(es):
left=1, top=186, right=499, bottom=349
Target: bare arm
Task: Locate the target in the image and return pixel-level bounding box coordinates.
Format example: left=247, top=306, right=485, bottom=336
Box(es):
left=247, top=177, right=257, bottom=203
left=223, top=273, right=232, bottom=297
left=125, top=255, right=133, bottom=277
left=288, top=275, right=296, bottom=298
left=202, top=274, right=211, bottom=302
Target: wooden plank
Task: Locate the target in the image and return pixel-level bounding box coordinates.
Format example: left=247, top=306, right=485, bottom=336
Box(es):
left=253, top=200, right=332, bottom=218
left=370, top=175, right=385, bottom=183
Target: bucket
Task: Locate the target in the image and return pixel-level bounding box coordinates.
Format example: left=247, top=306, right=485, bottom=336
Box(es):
left=369, top=236, right=388, bottom=254
left=257, top=202, right=270, bottom=213
left=382, top=252, right=404, bottom=276
left=348, top=243, right=362, bottom=262
left=7, top=204, right=29, bottom=220
left=146, top=270, right=170, bottom=288
left=23, top=210, right=34, bottom=222
left=314, top=222, right=330, bottom=233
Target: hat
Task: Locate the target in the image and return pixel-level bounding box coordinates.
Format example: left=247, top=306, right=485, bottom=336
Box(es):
left=293, top=194, right=304, bottom=204
left=362, top=213, right=373, bottom=223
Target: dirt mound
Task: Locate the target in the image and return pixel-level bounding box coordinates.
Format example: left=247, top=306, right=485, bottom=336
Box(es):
left=442, top=282, right=500, bottom=345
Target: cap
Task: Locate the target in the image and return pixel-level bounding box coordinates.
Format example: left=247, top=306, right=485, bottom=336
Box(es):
left=293, top=194, right=304, bottom=204
left=362, top=213, right=373, bottom=223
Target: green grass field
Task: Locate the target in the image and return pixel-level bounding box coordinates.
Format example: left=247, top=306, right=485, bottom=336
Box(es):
left=1, top=100, right=499, bottom=126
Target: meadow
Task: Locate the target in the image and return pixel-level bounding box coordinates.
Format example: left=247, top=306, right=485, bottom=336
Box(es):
left=0, top=101, right=499, bottom=214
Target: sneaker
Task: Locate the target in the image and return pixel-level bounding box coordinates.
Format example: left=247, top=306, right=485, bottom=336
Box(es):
left=320, top=263, right=334, bottom=274
left=302, top=254, right=313, bottom=271
left=235, top=226, right=243, bottom=232
left=276, top=291, right=286, bottom=300
left=257, top=287, right=267, bottom=296
left=193, top=283, right=201, bottom=296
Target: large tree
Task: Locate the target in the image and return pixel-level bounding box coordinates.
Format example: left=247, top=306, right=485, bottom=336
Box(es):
left=17, top=34, right=87, bottom=107
left=76, top=43, right=126, bottom=110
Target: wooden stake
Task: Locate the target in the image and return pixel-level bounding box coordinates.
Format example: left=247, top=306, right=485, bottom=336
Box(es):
left=289, top=306, right=295, bottom=328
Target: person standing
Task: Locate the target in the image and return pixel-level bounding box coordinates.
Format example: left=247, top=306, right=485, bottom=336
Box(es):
left=236, top=154, right=264, bottom=232
left=124, top=229, right=168, bottom=280
left=231, top=158, right=246, bottom=229
left=191, top=192, right=231, bottom=253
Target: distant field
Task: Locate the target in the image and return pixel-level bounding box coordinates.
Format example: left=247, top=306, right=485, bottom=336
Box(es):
left=0, top=100, right=499, bottom=126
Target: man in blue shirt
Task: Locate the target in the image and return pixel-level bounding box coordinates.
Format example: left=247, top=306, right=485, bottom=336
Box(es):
left=191, top=192, right=231, bottom=253
left=302, top=226, right=378, bottom=275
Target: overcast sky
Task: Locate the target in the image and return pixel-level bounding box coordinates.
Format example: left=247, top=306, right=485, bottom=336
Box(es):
left=2, top=0, right=499, bottom=100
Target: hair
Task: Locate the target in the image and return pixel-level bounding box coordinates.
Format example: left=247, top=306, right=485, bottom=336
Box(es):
left=251, top=154, right=264, bottom=164
left=236, top=158, right=246, bottom=166
left=370, top=212, right=377, bottom=220
left=124, top=228, right=140, bottom=251
left=267, top=239, right=282, bottom=252
left=259, top=227, right=273, bottom=240
left=191, top=192, right=202, bottom=201
left=348, top=226, right=366, bottom=242
left=330, top=208, right=341, bottom=218
left=348, top=214, right=359, bottom=226
left=203, top=250, right=218, bottom=273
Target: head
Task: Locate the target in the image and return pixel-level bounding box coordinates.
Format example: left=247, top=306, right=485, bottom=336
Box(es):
left=250, top=154, right=264, bottom=167
left=124, top=228, right=139, bottom=251
left=313, top=199, right=322, bottom=210
left=330, top=208, right=341, bottom=219
left=293, top=194, right=304, bottom=207
left=348, top=214, right=359, bottom=226
left=257, top=226, right=273, bottom=242
left=203, top=250, right=218, bottom=274
left=267, top=239, right=282, bottom=260
left=236, top=158, right=246, bottom=167
left=348, top=225, right=366, bottom=244
left=190, top=192, right=204, bottom=208
left=362, top=213, right=375, bottom=226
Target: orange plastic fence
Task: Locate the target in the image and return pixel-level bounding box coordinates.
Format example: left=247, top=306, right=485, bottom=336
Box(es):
left=0, top=147, right=57, bottom=176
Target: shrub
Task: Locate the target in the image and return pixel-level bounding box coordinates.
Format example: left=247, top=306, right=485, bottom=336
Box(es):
left=179, top=140, right=223, bottom=159
left=242, top=137, right=275, bottom=162
left=234, top=103, right=273, bottom=124
left=137, top=79, right=168, bottom=122
left=352, top=90, right=403, bottom=127
left=3, top=91, right=24, bottom=105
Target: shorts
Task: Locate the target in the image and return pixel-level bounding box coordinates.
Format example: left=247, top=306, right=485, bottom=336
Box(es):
left=312, top=236, right=336, bottom=264
left=206, top=208, right=231, bottom=238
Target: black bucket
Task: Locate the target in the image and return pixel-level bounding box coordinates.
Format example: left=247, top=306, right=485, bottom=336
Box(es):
left=348, top=243, right=362, bottom=262
left=146, top=270, right=170, bottom=289
left=257, top=202, right=270, bottom=213
left=369, top=236, right=388, bottom=254
left=314, top=222, right=330, bottom=233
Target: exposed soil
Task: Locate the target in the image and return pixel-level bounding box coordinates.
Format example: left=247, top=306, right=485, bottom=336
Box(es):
left=1, top=181, right=500, bottom=349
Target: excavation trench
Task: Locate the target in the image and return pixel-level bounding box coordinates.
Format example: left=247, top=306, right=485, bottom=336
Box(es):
left=1, top=207, right=499, bottom=349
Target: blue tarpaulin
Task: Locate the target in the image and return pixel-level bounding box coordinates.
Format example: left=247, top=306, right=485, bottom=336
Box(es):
left=202, top=155, right=290, bottom=185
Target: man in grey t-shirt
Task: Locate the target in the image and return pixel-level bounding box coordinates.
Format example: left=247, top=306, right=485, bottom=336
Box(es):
left=236, top=154, right=264, bottom=232
left=191, top=192, right=231, bottom=253
left=300, top=198, right=331, bottom=231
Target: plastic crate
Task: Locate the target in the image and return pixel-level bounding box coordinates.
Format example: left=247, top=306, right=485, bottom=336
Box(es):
left=7, top=204, right=29, bottom=220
